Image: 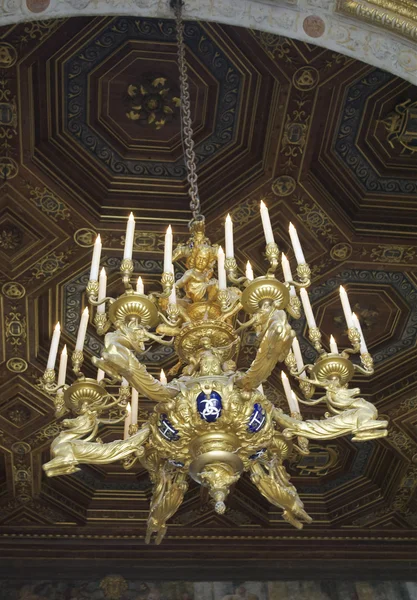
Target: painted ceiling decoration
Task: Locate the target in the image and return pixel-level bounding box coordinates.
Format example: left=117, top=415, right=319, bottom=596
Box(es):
left=0, top=7, right=416, bottom=577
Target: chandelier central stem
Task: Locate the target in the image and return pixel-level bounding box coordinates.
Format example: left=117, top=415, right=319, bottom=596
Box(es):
left=172, top=0, right=202, bottom=225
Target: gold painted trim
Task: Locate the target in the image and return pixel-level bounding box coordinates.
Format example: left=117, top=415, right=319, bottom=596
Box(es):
left=337, top=0, right=417, bottom=43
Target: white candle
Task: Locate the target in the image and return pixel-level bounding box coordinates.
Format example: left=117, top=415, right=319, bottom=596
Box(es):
left=352, top=312, right=368, bottom=355
left=89, top=234, right=102, bottom=281
left=292, top=337, right=306, bottom=379
left=75, top=307, right=89, bottom=351
left=260, top=200, right=275, bottom=244
left=225, top=214, right=234, bottom=258
left=281, top=253, right=296, bottom=297
left=123, top=213, right=135, bottom=260
left=329, top=335, right=339, bottom=354
left=131, top=388, right=138, bottom=426
left=300, top=288, right=316, bottom=329
left=257, top=383, right=264, bottom=395
left=121, top=377, right=129, bottom=388
left=57, top=344, right=68, bottom=387
left=281, top=371, right=293, bottom=411
left=136, top=276, right=144, bottom=295
left=97, top=267, right=107, bottom=314
left=47, top=322, right=61, bottom=370
left=160, top=369, right=167, bottom=385
left=217, top=246, right=227, bottom=290
left=339, top=286, right=354, bottom=329
left=245, top=261, right=254, bottom=281
left=290, top=391, right=300, bottom=415
left=289, top=222, right=305, bottom=265
left=123, top=402, right=132, bottom=440
left=97, top=368, right=105, bottom=382
left=164, top=225, right=173, bottom=273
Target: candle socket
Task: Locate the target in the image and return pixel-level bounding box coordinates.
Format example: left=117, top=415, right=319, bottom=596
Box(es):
left=360, top=352, right=374, bottom=373
left=296, top=263, right=311, bottom=286
left=225, top=257, right=243, bottom=284
left=347, top=326, right=361, bottom=353
left=265, top=242, right=280, bottom=274
left=128, top=423, right=139, bottom=436
left=94, top=312, right=110, bottom=336
left=41, top=368, right=57, bottom=394
left=86, top=279, right=99, bottom=300
left=308, top=327, right=324, bottom=353
left=72, top=350, right=84, bottom=375
left=120, top=258, right=134, bottom=288
left=217, top=289, right=230, bottom=311
left=160, top=271, right=175, bottom=298
left=119, top=384, right=131, bottom=404
left=167, top=302, right=180, bottom=323
left=299, top=378, right=314, bottom=399
left=54, top=391, right=66, bottom=417
left=288, top=295, right=301, bottom=319
left=285, top=350, right=297, bottom=373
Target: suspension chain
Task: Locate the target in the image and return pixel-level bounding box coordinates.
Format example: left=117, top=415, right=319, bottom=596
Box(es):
left=172, top=0, right=202, bottom=224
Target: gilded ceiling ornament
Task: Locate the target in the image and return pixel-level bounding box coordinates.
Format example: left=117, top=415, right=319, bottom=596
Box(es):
left=368, top=244, right=415, bottom=263
left=293, top=195, right=338, bottom=243
left=31, top=250, right=72, bottom=279
left=0, top=226, right=22, bottom=251
left=252, top=30, right=293, bottom=62
left=292, top=67, right=319, bottom=91
left=74, top=228, right=98, bottom=247
left=6, top=357, right=28, bottom=373
left=7, top=404, right=31, bottom=427
left=28, top=185, right=71, bottom=221
left=5, top=307, right=27, bottom=352
left=99, top=575, right=129, bottom=600
left=125, top=75, right=180, bottom=129
left=289, top=443, right=339, bottom=476
left=0, top=156, right=18, bottom=179
left=330, top=243, right=352, bottom=261
left=272, top=175, right=296, bottom=197
left=281, top=111, right=310, bottom=157
left=382, top=99, right=417, bottom=153
left=0, top=43, right=17, bottom=68
left=1, top=282, right=25, bottom=299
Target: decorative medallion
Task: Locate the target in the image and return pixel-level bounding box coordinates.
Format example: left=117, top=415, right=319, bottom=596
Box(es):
left=6, top=358, right=28, bottom=373
left=382, top=99, right=417, bottom=154
left=0, top=43, right=17, bottom=68
left=289, top=443, right=339, bottom=476
left=26, top=0, right=50, bottom=13
left=369, top=245, right=415, bottom=264
left=29, top=186, right=71, bottom=221
left=7, top=404, right=31, bottom=427
left=1, top=282, right=26, bottom=299
left=247, top=403, right=266, bottom=433
left=330, top=243, right=352, bottom=262
left=74, top=228, right=97, bottom=247
left=0, top=97, right=17, bottom=128
left=125, top=75, right=180, bottom=130
left=292, top=67, right=319, bottom=91
left=303, top=15, right=325, bottom=38
left=282, top=113, right=310, bottom=156
left=158, top=414, right=180, bottom=441
left=272, top=175, right=296, bottom=196
left=196, top=390, right=223, bottom=423
left=0, top=157, right=18, bottom=180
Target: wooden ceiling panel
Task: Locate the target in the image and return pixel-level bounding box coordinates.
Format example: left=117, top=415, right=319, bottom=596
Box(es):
left=0, top=16, right=416, bottom=574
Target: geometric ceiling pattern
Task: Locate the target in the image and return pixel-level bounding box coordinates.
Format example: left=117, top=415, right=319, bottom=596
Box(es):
left=0, top=16, right=417, bottom=577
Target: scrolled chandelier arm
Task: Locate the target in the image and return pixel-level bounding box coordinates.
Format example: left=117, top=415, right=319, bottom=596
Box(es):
left=40, top=1, right=388, bottom=545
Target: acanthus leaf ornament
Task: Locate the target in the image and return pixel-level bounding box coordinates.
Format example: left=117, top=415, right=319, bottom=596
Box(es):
left=41, top=0, right=387, bottom=545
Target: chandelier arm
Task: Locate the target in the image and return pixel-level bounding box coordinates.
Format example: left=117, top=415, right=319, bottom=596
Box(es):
left=173, top=0, right=201, bottom=224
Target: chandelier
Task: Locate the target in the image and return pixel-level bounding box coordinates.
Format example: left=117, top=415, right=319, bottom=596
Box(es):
left=40, top=1, right=388, bottom=544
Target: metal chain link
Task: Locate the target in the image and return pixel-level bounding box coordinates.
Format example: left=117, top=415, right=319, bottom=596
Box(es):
left=172, top=0, right=202, bottom=224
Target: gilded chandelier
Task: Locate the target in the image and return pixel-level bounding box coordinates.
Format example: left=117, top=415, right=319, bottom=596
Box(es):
left=41, top=1, right=388, bottom=544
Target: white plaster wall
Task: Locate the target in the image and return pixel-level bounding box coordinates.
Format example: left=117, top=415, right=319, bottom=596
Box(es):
left=1, top=0, right=417, bottom=85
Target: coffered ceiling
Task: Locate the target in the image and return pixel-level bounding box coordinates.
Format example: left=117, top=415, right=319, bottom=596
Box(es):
left=0, top=15, right=416, bottom=578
